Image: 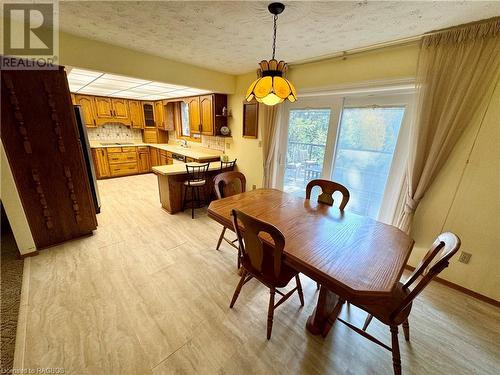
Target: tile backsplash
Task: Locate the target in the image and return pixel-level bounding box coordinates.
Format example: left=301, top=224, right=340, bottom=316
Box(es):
left=168, top=130, right=226, bottom=152
left=87, top=123, right=143, bottom=142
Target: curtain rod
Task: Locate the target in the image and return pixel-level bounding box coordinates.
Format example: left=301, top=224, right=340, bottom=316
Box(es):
left=290, top=16, right=500, bottom=67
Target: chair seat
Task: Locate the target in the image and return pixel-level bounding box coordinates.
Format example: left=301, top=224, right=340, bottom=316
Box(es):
left=184, top=179, right=206, bottom=186
left=241, top=257, right=297, bottom=288
left=358, top=282, right=413, bottom=325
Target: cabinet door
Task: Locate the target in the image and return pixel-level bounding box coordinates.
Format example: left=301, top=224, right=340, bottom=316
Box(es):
left=150, top=147, right=159, bottom=166
left=164, top=101, right=177, bottom=131
left=159, top=150, right=168, bottom=165
left=143, top=102, right=155, bottom=127
left=200, top=95, right=214, bottom=135
left=154, top=101, right=165, bottom=129
left=137, top=150, right=151, bottom=173
left=186, top=97, right=200, bottom=134
left=129, top=100, right=144, bottom=128
left=94, top=96, right=113, bottom=119
left=112, top=98, right=129, bottom=119
left=92, top=148, right=110, bottom=178
left=74, top=95, right=97, bottom=127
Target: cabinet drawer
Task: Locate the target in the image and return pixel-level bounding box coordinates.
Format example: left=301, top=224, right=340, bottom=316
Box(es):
left=138, top=146, right=149, bottom=153
left=106, top=147, right=122, bottom=153
left=121, top=146, right=137, bottom=153
left=108, top=152, right=137, bottom=164
left=109, top=162, right=138, bottom=176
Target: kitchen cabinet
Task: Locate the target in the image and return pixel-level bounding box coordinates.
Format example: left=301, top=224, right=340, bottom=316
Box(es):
left=159, top=149, right=169, bottom=165
left=92, top=148, right=110, bottom=178
left=181, top=94, right=227, bottom=136
left=112, top=98, right=129, bottom=119
left=142, top=102, right=155, bottom=128
left=94, top=96, right=130, bottom=125
left=107, top=146, right=138, bottom=177
left=137, top=146, right=151, bottom=173
left=95, top=96, right=113, bottom=120
left=129, top=100, right=144, bottom=128
left=185, top=96, right=201, bottom=135
left=155, top=101, right=165, bottom=129
left=164, top=101, right=177, bottom=131
left=150, top=147, right=160, bottom=166
left=74, top=94, right=97, bottom=128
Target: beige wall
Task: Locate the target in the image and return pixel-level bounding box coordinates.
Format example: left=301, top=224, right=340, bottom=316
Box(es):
left=411, top=83, right=500, bottom=301
left=59, top=31, right=236, bottom=93
left=1, top=143, right=37, bottom=255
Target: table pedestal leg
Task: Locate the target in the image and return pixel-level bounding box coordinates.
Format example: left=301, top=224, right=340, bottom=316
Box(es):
left=306, top=285, right=345, bottom=337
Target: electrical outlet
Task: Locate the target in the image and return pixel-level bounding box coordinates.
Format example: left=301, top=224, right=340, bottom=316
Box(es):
left=458, top=251, right=472, bottom=264
left=226, top=143, right=230, bottom=150
left=252, top=184, right=256, bottom=190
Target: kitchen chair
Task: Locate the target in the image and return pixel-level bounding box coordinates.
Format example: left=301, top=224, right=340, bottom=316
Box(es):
left=229, top=209, right=305, bottom=340
left=214, top=171, right=246, bottom=268
left=337, top=232, right=461, bottom=375
left=182, top=162, right=210, bottom=219
left=220, top=158, right=237, bottom=172
left=306, top=179, right=350, bottom=289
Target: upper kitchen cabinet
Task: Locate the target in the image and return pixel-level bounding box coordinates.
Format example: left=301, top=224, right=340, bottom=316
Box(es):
left=128, top=100, right=144, bottom=128
left=155, top=101, right=166, bottom=129
left=74, top=94, right=97, bottom=128
left=94, top=96, right=113, bottom=120
left=163, top=101, right=178, bottom=132
left=142, top=101, right=156, bottom=128
left=185, top=96, right=201, bottom=135
left=182, top=94, right=227, bottom=136
left=94, top=96, right=130, bottom=125
left=112, top=98, right=129, bottom=119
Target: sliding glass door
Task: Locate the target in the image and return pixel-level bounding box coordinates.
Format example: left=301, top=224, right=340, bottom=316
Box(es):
left=277, top=92, right=412, bottom=221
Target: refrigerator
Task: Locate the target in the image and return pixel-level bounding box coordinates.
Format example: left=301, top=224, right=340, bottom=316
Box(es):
left=74, top=105, right=101, bottom=213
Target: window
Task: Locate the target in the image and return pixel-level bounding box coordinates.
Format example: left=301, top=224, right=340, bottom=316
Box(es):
left=332, top=107, right=405, bottom=218
left=180, top=102, right=190, bottom=137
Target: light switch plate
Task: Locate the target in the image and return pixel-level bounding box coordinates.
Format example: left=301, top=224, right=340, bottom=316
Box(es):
left=458, top=251, right=472, bottom=264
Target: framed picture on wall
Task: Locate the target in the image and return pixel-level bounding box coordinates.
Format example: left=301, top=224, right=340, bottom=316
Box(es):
left=242, top=101, right=259, bottom=139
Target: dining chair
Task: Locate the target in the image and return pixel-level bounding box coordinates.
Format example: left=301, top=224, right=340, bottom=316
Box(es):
left=336, top=232, right=461, bottom=375
left=306, top=179, right=350, bottom=289
left=305, top=179, right=350, bottom=209
left=213, top=171, right=246, bottom=268
left=182, top=162, right=210, bottom=219
left=229, top=209, right=305, bottom=340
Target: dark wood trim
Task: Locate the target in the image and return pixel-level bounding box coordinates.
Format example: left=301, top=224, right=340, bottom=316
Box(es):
left=404, top=265, right=500, bottom=307
left=19, top=250, right=39, bottom=259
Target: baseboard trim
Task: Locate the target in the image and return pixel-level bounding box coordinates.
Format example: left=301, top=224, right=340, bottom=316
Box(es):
left=19, top=250, right=38, bottom=259
left=405, top=265, right=500, bottom=308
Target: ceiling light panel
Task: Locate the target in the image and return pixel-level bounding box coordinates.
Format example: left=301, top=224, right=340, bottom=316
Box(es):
left=102, top=73, right=151, bottom=85
left=69, top=68, right=103, bottom=77
left=78, top=87, right=119, bottom=95
left=144, top=83, right=188, bottom=91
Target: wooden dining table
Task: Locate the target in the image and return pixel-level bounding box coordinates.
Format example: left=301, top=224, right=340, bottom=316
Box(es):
left=207, top=188, right=414, bottom=337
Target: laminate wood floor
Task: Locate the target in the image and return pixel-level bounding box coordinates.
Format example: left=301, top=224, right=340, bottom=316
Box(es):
left=15, top=174, right=500, bottom=375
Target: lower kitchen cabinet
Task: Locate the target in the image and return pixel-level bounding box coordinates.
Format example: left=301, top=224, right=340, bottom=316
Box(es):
left=150, top=147, right=160, bottom=167
left=92, top=148, right=110, bottom=178
left=137, top=147, right=151, bottom=173
left=159, top=150, right=169, bottom=165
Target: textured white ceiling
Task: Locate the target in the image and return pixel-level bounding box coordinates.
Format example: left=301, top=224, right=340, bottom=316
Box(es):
left=59, top=1, right=500, bottom=75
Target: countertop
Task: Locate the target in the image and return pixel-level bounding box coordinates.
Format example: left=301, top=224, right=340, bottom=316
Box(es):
left=152, top=161, right=226, bottom=176
left=89, top=142, right=222, bottom=161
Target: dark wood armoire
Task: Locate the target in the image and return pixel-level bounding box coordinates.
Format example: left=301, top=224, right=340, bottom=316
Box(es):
left=1, top=66, right=97, bottom=249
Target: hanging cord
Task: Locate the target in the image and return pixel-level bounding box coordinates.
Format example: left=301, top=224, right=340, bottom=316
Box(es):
left=272, top=14, right=278, bottom=60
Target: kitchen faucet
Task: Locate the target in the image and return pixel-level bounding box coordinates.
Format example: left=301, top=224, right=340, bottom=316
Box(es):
left=179, top=139, right=188, bottom=148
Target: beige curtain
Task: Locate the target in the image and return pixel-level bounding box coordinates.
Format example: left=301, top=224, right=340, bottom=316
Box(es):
left=261, top=105, right=280, bottom=188
left=396, top=17, right=500, bottom=233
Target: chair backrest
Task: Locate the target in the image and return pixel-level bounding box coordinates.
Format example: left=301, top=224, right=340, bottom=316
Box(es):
left=185, top=162, right=210, bottom=183
left=231, top=209, right=285, bottom=280
left=305, top=179, right=350, bottom=210
left=390, top=232, right=461, bottom=320
left=214, top=171, right=246, bottom=199
left=220, top=159, right=237, bottom=171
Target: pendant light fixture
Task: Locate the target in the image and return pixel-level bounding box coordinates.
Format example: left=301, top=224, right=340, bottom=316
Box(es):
left=245, top=2, right=297, bottom=106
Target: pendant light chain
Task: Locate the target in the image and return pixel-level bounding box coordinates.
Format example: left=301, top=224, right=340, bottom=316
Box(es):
left=272, top=14, right=278, bottom=60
